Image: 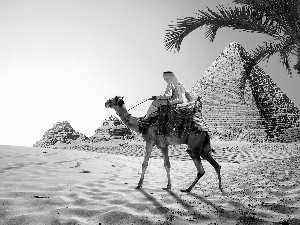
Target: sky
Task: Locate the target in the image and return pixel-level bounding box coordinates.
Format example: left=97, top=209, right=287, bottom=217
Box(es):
left=0, top=0, right=299, bottom=147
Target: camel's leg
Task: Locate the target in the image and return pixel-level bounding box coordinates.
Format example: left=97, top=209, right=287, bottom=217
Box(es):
left=181, top=131, right=206, bottom=192
left=135, top=142, right=153, bottom=189
left=202, top=144, right=222, bottom=191
left=161, top=147, right=171, bottom=190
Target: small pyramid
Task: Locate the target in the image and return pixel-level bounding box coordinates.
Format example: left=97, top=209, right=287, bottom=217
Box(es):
left=89, top=115, right=139, bottom=142
left=190, top=42, right=299, bottom=142
left=33, top=121, right=89, bottom=147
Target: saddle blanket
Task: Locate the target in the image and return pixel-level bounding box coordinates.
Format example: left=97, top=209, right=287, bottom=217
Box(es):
left=138, top=100, right=209, bottom=137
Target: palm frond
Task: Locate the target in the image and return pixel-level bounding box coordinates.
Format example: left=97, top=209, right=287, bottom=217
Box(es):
left=262, top=1, right=299, bottom=38
left=164, top=5, right=282, bottom=52
left=278, top=42, right=298, bottom=76
left=249, top=42, right=282, bottom=63
left=164, top=16, right=202, bottom=52
left=234, top=0, right=300, bottom=41
left=233, top=0, right=263, bottom=6
left=249, top=40, right=297, bottom=76
left=279, top=51, right=292, bottom=76
left=204, top=25, right=219, bottom=42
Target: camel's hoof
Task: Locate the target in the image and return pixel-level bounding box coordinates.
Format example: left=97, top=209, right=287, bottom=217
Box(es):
left=180, top=189, right=191, bottom=193
left=162, top=187, right=171, bottom=191
left=135, top=185, right=142, bottom=189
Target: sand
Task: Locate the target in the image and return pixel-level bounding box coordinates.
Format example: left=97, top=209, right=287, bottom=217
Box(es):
left=1, top=143, right=300, bottom=225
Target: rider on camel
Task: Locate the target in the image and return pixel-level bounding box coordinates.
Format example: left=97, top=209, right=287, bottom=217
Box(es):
left=146, top=71, right=194, bottom=118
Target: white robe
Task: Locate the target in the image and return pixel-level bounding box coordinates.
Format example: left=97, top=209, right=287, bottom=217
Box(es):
left=146, top=82, right=193, bottom=117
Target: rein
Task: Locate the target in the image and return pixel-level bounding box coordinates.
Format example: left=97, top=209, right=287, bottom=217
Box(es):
left=128, top=99, right=149, bottom=111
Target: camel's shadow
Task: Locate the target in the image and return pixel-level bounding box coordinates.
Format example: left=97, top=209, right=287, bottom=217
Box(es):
left=135, top=188, right=289, bottom=224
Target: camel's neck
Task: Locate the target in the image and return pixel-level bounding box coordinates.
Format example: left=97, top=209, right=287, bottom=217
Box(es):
left=114, top=105, right=141, bottom=134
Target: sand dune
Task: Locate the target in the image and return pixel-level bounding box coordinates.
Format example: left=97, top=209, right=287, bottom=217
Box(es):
left=1, top=144, right=300, bottom=224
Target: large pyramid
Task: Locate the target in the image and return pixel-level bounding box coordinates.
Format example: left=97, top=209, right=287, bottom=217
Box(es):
left=190, top=42, right=299, bottom=142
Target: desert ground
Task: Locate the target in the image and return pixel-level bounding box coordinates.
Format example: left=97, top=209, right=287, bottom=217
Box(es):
left=1, top=141, right=300, bottom=225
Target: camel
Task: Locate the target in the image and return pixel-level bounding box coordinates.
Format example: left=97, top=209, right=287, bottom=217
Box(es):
left=105, top=96, right=222, bottom=192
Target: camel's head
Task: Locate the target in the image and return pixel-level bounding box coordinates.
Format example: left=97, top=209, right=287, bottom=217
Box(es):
left=105, top=96, right=124, bottom=109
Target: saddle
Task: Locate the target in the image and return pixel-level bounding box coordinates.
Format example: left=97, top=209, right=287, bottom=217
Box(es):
left=138, top=97, right=209, bottom=137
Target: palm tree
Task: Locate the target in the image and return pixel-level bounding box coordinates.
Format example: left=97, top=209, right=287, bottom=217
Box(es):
left=165, top=0, right=300, bottom=141
left=164, top=0, right=300, bottom=76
